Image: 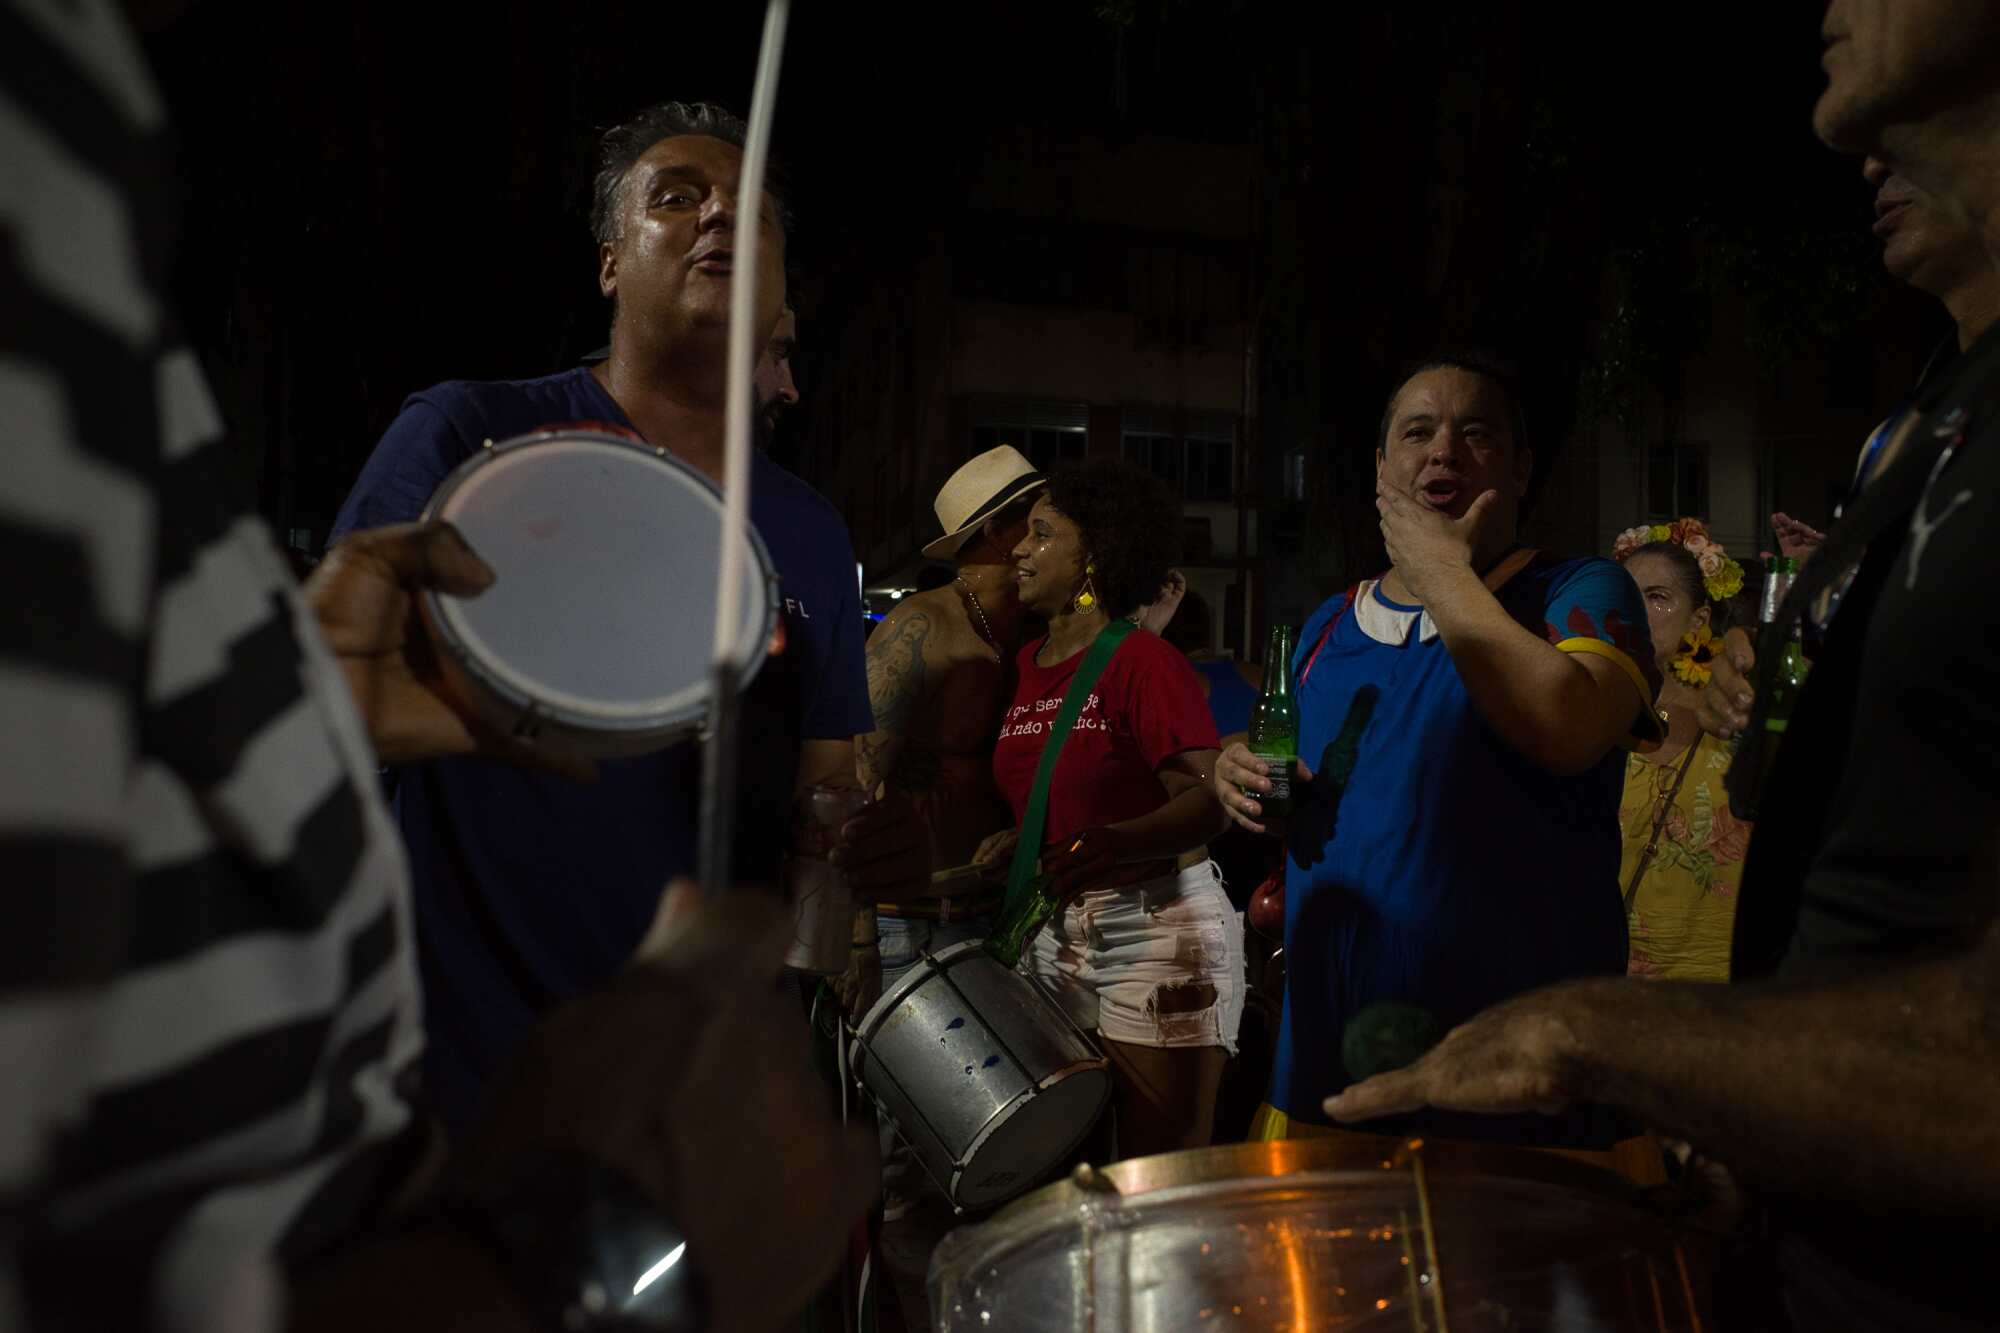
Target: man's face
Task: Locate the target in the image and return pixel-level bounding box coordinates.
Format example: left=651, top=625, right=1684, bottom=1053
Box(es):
left=1864, top=155, right=1983, bottom=292
left=598, top=135, right=787, bottom=347
left=983, top=496, right=1037, bottom=561
left=1814, top=0, right=2000, bottom=154
left=1375, top=367, right=1531, bottom=523
left=753, top=307, right=799, bottom=436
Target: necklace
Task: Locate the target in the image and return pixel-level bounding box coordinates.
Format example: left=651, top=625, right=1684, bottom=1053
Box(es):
left=956, top=576, right=1001, bottom=662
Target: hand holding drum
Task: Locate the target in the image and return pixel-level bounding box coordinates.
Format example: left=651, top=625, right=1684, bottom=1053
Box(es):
left=307, top=519, right=588, bottom=777
left=405, top=429, right=777, bottom=762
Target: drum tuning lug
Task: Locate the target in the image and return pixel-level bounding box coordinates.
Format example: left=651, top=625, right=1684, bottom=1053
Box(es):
left=1068, top=1163, right=1121, bottom=1196
left=480, top=438, right=494, bottom=451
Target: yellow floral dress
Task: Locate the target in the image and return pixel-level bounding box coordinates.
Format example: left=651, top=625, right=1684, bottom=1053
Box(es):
left=1618, top=732, right=1752, bottom=981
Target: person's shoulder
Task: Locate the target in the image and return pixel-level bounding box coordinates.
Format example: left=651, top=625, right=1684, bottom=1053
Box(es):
left=873, top=588, right=955, bottom=642
left=404, top=368, right=604, bottom=436
left=1116, top=626, right=1196, bottom=675
left=1299, top=586, right=1359, bottom=637
left=1524, top=551, right=1633, bottom=599
left=1526, top=549, right=1612, bottom=577
left=753, top=454, right=849, bottom=529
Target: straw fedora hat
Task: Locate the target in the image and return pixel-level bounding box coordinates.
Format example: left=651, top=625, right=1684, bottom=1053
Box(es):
left=921, top=445, right=1047, bottom=560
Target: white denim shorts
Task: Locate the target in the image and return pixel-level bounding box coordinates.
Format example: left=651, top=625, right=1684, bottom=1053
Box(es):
left=1024, top=859, right=1245, bottom=1054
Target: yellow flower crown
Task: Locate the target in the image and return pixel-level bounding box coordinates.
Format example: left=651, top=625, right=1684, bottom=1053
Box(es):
left=1612, top=517, right=1744, bottom=603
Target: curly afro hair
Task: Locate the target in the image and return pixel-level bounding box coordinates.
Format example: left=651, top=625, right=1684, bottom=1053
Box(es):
left=1043, top=458, right=1182, bottom=620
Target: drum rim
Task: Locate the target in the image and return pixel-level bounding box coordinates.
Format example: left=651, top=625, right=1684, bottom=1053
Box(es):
left=949, top=1059, right=1112, bottom=1209
left=852, top=936, right=1112, bottom=1209
left=991, top=1134, right=1648, bottom=1223
left=417, top=428, right=778, bottom=733
left=849, top=934, right=999, bottom=1040
left=934, top=1162, right=1678, bottom=1306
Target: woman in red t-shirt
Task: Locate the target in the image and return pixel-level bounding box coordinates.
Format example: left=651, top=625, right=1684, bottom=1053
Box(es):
left=974, top=459, right=1242, bottom=1158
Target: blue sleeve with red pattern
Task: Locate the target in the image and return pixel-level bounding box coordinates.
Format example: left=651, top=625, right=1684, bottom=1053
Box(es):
left=1539, top=557, right=1663, bottom=735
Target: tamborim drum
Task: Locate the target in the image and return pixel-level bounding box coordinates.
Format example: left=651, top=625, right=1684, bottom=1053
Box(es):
left=418, top=429, right=777, bottom=758
left=850, top=940, right=1111, bottom=1211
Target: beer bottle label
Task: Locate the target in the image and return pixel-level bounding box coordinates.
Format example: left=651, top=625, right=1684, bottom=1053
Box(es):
left=1253, top=752, right=1291, bottom=802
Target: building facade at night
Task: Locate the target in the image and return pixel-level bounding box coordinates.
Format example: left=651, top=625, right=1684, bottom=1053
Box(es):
left=795, top=120, right=1263, bottom=658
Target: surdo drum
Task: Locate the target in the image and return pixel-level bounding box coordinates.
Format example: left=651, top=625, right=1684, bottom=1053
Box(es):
left=418, top=429, right=777, bottom=758
left=849, top=940, right=1112, bottom=1211
left=930, top=1137, right=1705, bottom=1331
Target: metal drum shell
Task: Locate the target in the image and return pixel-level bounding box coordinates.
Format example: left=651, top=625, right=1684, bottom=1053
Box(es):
left=415, top=430, right=778, bottom=759
left=850, top=940, right=1111, bottom=1211
left=930, top=1137, right=1702, bottom=1332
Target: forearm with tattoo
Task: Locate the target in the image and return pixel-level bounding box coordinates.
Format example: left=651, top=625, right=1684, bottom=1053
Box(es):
left=856, top=610, right=930, bottom=793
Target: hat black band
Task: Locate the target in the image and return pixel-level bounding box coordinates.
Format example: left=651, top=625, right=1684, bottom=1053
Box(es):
left=952, top=471, right=1047, bottom=537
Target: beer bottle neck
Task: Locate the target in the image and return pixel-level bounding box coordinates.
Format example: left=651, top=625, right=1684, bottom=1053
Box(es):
left=1261, top=625, right=1294, bottom=699
left=1758, top=557, right=1798, bottom=625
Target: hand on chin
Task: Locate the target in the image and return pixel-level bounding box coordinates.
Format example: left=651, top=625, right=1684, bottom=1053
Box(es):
left=1376, top=476, right=1499, bottom=603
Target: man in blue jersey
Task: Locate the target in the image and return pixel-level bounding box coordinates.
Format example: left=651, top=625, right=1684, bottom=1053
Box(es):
left=331, top=101, right=920, bottom=1129
left=1212, top=353, right=1662, bottom=1156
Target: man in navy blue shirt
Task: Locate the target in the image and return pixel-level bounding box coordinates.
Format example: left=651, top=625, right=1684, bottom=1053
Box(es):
left=332, top=101, right=910, bottom=1129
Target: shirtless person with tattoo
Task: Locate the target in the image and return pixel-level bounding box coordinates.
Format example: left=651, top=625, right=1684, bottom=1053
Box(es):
left=835, top=446, right=1044, bottom=1220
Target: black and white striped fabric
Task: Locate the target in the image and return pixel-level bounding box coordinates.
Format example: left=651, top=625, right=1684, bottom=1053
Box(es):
left=3, top=3, right=424, bottom=1328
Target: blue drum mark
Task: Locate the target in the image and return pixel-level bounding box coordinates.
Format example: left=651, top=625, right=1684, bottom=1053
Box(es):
left=982, top=1055, right=1001, bottom=1069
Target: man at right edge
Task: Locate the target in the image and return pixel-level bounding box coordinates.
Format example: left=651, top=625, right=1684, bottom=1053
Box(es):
left=1326, top=4, right=2000, bottom=1328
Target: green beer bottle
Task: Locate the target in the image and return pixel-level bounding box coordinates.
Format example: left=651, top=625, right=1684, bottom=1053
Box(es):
left=1734, top=556, right=1807, bottom=821
left=1246, top=624, right=1299, bottom=819
left=985, top=869, right=1060, bottom=969
left=1757, top=619, right=1810, bottom=796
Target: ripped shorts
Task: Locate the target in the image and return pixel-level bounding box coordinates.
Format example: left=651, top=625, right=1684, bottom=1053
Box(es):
left=1024, top=858, right=1245, bottom=1054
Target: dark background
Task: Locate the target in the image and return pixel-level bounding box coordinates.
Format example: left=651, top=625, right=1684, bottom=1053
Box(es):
left=139, top=0, right=1942, bottom=594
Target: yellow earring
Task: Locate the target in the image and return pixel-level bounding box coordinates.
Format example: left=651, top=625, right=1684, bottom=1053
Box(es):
left=1074, top=564, right=1098, bottom=611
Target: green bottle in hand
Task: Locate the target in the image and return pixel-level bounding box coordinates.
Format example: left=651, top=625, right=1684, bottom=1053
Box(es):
left=986, top=870, right=1060, bottom=969
left=1245, top=623, right=1299, bottom=818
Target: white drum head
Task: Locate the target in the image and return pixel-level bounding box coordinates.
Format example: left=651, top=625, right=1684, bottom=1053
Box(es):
left=421, top=430, right=774, bottom=747
left=956, top=1066, right=1111, bottom=1208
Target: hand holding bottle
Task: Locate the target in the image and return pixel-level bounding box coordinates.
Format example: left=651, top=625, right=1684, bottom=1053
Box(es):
left=1214, top=742, right=1314, bottom=836
left=1696, top=628, right=1758, bottom=739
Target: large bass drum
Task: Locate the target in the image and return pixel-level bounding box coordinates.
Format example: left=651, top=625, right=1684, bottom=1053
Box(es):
left=849, top=940, right=1110, bottom=1211
left=417, top=428, right=777, bottom=758
left=931, top=1136, right=1704, bottom=1331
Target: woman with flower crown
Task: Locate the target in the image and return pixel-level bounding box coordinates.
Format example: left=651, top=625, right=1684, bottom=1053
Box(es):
left=1609, top=519, right=1752, bottom=981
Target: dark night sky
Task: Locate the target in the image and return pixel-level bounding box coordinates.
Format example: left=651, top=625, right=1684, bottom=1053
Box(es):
left=135, top=1, right=1935, bottom=556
